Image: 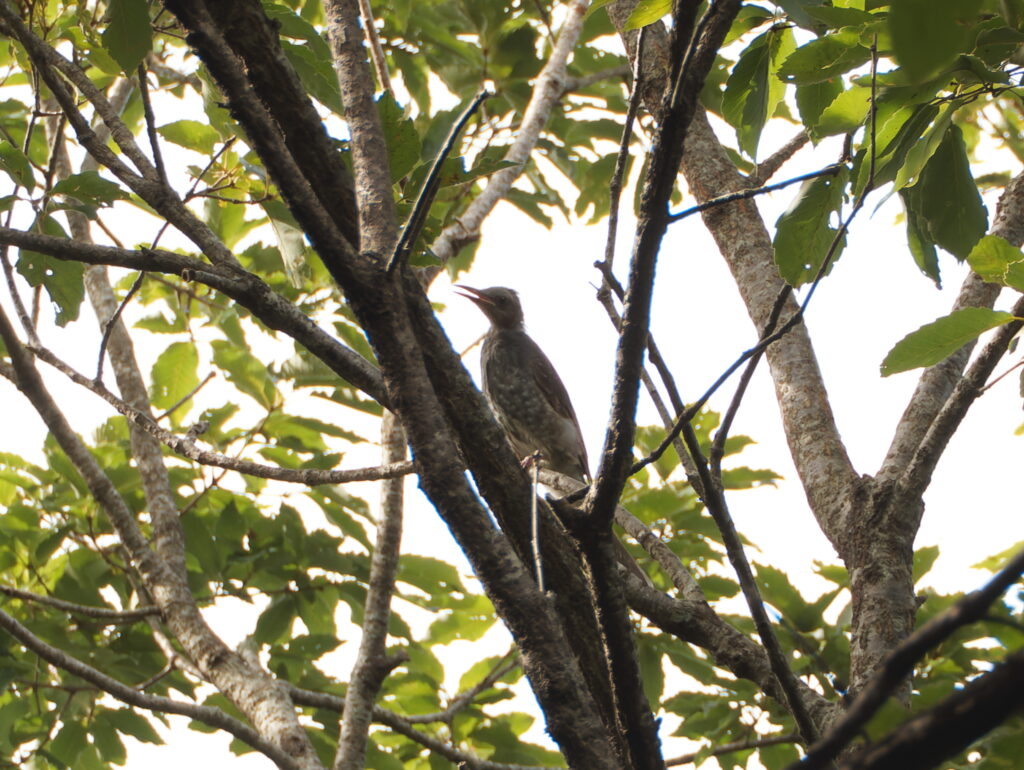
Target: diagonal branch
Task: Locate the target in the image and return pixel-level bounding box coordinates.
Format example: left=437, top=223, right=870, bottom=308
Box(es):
left=428, top=0, right=592, bottom=263
left=877, top=168, right=1024, bottom=485
left=0, top=227, right=389, bottom=405
left=0, top=609, right=302, bottom=770
left=0, top=585, right=158, bottom=623
left=796, top=544, right=1024, bottom=770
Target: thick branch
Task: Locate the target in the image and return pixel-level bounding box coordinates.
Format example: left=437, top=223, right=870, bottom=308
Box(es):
left=798, top=545, right=1024, bottom=770
left=835, top=648, right=1024, bottom=770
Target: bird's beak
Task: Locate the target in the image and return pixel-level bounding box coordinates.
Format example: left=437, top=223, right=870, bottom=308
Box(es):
left=455, top=284, right=491, bottom=308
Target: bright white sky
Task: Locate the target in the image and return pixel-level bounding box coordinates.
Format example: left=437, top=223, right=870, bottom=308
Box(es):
left=2, top=51, right=1022, bottom=770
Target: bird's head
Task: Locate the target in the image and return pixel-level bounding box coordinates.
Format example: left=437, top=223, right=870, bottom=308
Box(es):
left=455, top=285, right=525, bottom=330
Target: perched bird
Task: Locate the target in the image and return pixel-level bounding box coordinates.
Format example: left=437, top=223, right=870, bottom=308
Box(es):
left=456, top=285, right=589, bottom=480
left=457, top=285, right=652, bottom=587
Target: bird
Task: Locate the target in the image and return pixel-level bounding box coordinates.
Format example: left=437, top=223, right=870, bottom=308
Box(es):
left=455, top=285, right=589, bottom=480
left=457, top=285, right=652, bottom=586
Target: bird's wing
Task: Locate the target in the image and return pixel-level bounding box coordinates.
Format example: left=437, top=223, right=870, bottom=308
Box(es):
left=521, top=336, right=590, bottom=472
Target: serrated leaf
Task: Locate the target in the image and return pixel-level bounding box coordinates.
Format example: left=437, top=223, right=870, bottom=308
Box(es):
left=881, top=307, right=1015, bottom=376
left=377, top=92, right=421, bottom=182
left=102, top=0, right=152, bottom=73
left=157, top=120, right=221, bottom=155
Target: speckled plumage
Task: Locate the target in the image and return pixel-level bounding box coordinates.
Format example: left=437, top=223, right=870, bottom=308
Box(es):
left=457, top=286, right=589, bottom=480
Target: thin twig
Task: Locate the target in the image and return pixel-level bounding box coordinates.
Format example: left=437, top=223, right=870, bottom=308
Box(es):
left=666, top=733, right=800, bottom=767
left=288, top=684, right=545, bottom=770
left=668, top=162, right=845, bottom=223
left=403, top=649, right=519, bottom=724
left=386, top=90, right=491, bottom=273
left=355, top=0, right=392, bottom=95
left=0, top=584, right=159, bottom=623
left=598, top=27, right=645, bottom=279
left=95, top=270, right=145, bottom=382
left=1, top=344, right=412, bottom=485
left=136, top=63, right=168, bottom=185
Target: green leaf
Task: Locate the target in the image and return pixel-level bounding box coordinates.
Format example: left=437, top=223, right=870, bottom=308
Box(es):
left=262, top=199, right=309, bottom=288
left=815, top=85, right=872, bottom=136
left=377, top=92, right=421, bottom=182
left=773, top=167, right=848, bottom=286
left=149, top=342, right=200, bottom=423
left=778, top=29, right=871, bottom=85
left=966, top=235, right=1024, bottom=291
left=881, top=307, right=1015, bottom=376
left=157, top=120, right=221, bottom=155
left=16, top=216, right=84, bottom=326
left=796, top=78, right=844, bottom=137
left=893, top=103, right=956, bottom=191
left=281, top=40, right=343, bottom=114
left=913, top=124, right=988, bottom=259
left=722, top=28, right=796, bottom=158
left=0, top=141, right=34, bottom=190
left=51, top=171, right=128, bottom=207
left=889, top=0, right=982, bottom=82
left=913, top=545, right=940, bottom=583
left=101, top=0, right=153, bottom=73
left=900, top=184, right=941, bottom=287
left=973, top=540, right=1024, bottom=572
left=211, top=340, right=280, bottom=410
left=102, top=708, right=163, bottom=745
left=624, top=0, right=671, bottom=30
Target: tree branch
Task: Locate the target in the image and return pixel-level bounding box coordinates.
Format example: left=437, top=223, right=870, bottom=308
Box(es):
left=0, top=227, right=389, bottom=405
left=0, top=609, right=303, bottom=770
left=325, top=0, right=397, bottom=255
left=334, top=411, right=407, bottom=770
left=288, top=685, right=546, bottom=770
left=428, top=0, right=591, bottom=263
left=877, top=168, right=1024, bottom=485
left=797, top=544, right=1024, bottom=770
left=0, top=584, right=159, bottom=623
